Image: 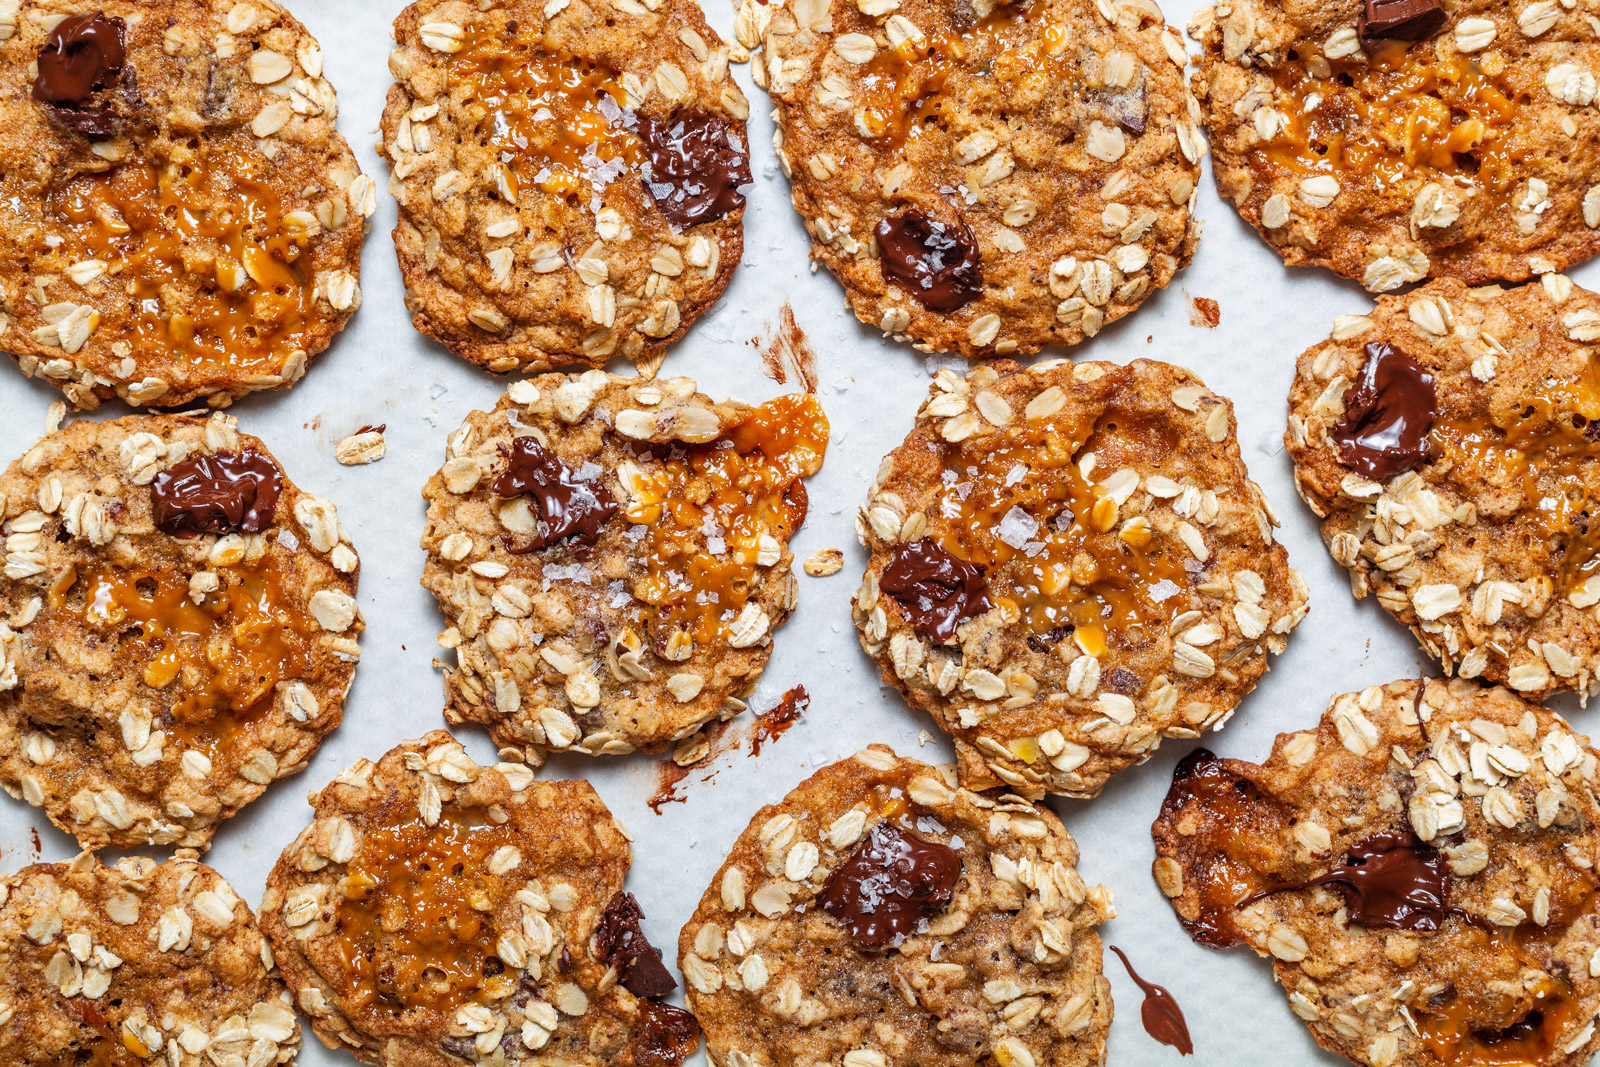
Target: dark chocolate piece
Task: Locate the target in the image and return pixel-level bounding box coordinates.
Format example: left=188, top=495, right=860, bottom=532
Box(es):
left=1330, top=341, right=1437, bottom=481
left=150, top=450, right=283, bottom=536
left=1359, top=0, right=1447, bottom=45
left=879, top=538, right=993, bottom=642
left=818, top=822, right=961, bottom=949
left=874, top=211, right=983, bottom=313
left=1109, top=946, right=1193, bottom=1056
left=492, top=437, right=618, bottom=550
left=1240, top=830, right=1467, bottom=932
left=631, top=109, right=751, bottom=229
left=33, top=12, right=130, bottom=140
left=594, top=892, right=677, bottom=998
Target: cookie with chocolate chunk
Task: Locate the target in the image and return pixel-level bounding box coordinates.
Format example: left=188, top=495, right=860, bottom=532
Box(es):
left=1152, top=677, right=1600, bottom=1067
left=380, top=0, right=750, bottom=375
left=420, top=371, right=826, bottom=765
left=1286, top=275, right=1600, bottom=701
left=0, top=412, right=362, bottom=850
left=854, top=358, right=1307, bottom=799
left=0, top=850, right=299, bottom=1067
left=746, top=0, right=1202, bottom=357
left=260, top=731, right=698, bottom=1067
left=678, top=746, right=1114, bottom=1067
left=1191, top=0, right=1600, bottom=290
left=0, top=0, right=370, bottom=409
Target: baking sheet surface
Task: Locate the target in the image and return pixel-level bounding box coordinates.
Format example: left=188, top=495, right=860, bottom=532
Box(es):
left=1, top=1, right=1581, bottom=1063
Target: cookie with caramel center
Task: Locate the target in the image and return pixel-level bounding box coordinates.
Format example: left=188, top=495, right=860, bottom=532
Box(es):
left=421, top=371, right=827, bottom=765
left=0, top=412, right=361, bottom=849
left=381, top=0, right=750, bottom=375
left=261, top=731, right=697, bottom=1067
left=1152, top=677, right=1600, bottom=1067
left=853, top=358, right=1307, bottom=799
left=0, top=0, right=369, bottom=408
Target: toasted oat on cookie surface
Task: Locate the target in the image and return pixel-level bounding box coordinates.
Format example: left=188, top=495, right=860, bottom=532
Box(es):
left=380, top=0, right=751, bottom=376
left=0, top=850, right=299, bottom=1067
left=1152, top=677, right=1600, bottom=1067
left=853, top=358, right=1307, bottom=799
left=745, top=0, right=1203, bottom=358
left=421, top=371, right=827, bottom=765
left=678, top=745, right=1114, bottom=1067
left=0, top=413, right=362, bottom=850
left=0, top=0, right=370, bottom=409
left=261, top=731, right=699, bottom=1067
left=1287, top=276, right=1600, bottom=701
left=1191, top=0, right=1600, bottom=291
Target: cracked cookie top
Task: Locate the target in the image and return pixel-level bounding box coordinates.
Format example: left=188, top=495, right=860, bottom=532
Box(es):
left=854, top=358, right=1306, bottom=798
left=679, top=745, right=1114, bottom=1067
left=0, top=850, right=298, bottom=1067
left=1287, top=275, right=1600, bottom=701
left=0, top=412, right=361, bottom=850
left=261, top=731, right=698, bottom=1067
left=1191, top=0, right=1600, bottom=290
left=1153, top=677, right=1600, bottom=1067
left=380, top=0, right=750, bottom=375
left=0, top=0, right=371, bottom=408
left=745, top=0, right=1203, bottom=357
left=421, top=370, right=826, bottom=764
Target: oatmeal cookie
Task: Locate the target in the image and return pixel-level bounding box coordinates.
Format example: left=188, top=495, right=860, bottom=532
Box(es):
left=261, top=731, right=699, bottom=1067
left=421, top=370, right=827, bottom=764
left=1286, top=276, right=1600, bottom=701
left=1152, top=677, right=1600, bottom=1067
left=678, top=745, right=1114, bottom=1067
left=381, top=0, right=751, bottom=375
left=0, top=0, right=371, bottom=409
left=853, top=359, right=1308, bottom=799
left=746, top=0, right=1203, bottom=358
left=0, top=412, right=362, bottom=850
left=1191, top=0, right=1600, bottom=291
left=0, top=850, right=299, bottom=1067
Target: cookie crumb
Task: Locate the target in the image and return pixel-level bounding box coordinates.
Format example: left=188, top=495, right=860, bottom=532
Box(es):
left=1188, top=294, right=1221, bottom=328
left=335, top=428, right=386, bottom=465
left=804, top=547, right=844, bottom=576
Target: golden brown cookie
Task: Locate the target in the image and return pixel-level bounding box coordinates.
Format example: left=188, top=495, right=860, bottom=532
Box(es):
left=0, top=412, right=362, bottom=850
left=1286, top=275, right=1600, bottom=701
left=381, top=0, right=751, bottom=375
left=1191, top=0, right=1600, bottom=290
left=746, top=0, right=1203, bottom=357
left=0, top=850, right=299, bottom=1066
left=0, top=0, right=371, bottom=408
left=853, top=358, right=1307, bottom=798
left=678, top=745, right=1114, bottom=1067
left=1152, top=677, right=1600, bottom=1067
left=261, top=731, right=700, bottom=1067
left=421, top=371, right=827, bottom=765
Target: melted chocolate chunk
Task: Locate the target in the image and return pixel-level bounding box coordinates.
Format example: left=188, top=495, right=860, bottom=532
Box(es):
left=1241, top=830, right=1471, bottom=931
left=594, top=892, right=677, bottom=998
left=1359, top=0, right=1446, bottom=45
left=492, top=437, right=618, bottom=550
left=629, top=999, right=701, bottom=1067
left=150, top=450, right=283, bottom=536
left=879, top=538, right=994, bottom=642
left=819, top=822, right=961, bottom=949
left=1109, top=946, right=1193, bottom=1056
left=1330, top=341, right=1437, bottom=481
left=33, top=13, right=131, bottom=140
left=874, top=211, right=983, bottom=313
left=632, top=109, right=751, bottom=229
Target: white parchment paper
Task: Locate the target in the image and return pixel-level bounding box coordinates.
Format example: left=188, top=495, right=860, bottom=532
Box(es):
left=3, top=1, right=1590, bottom=1063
